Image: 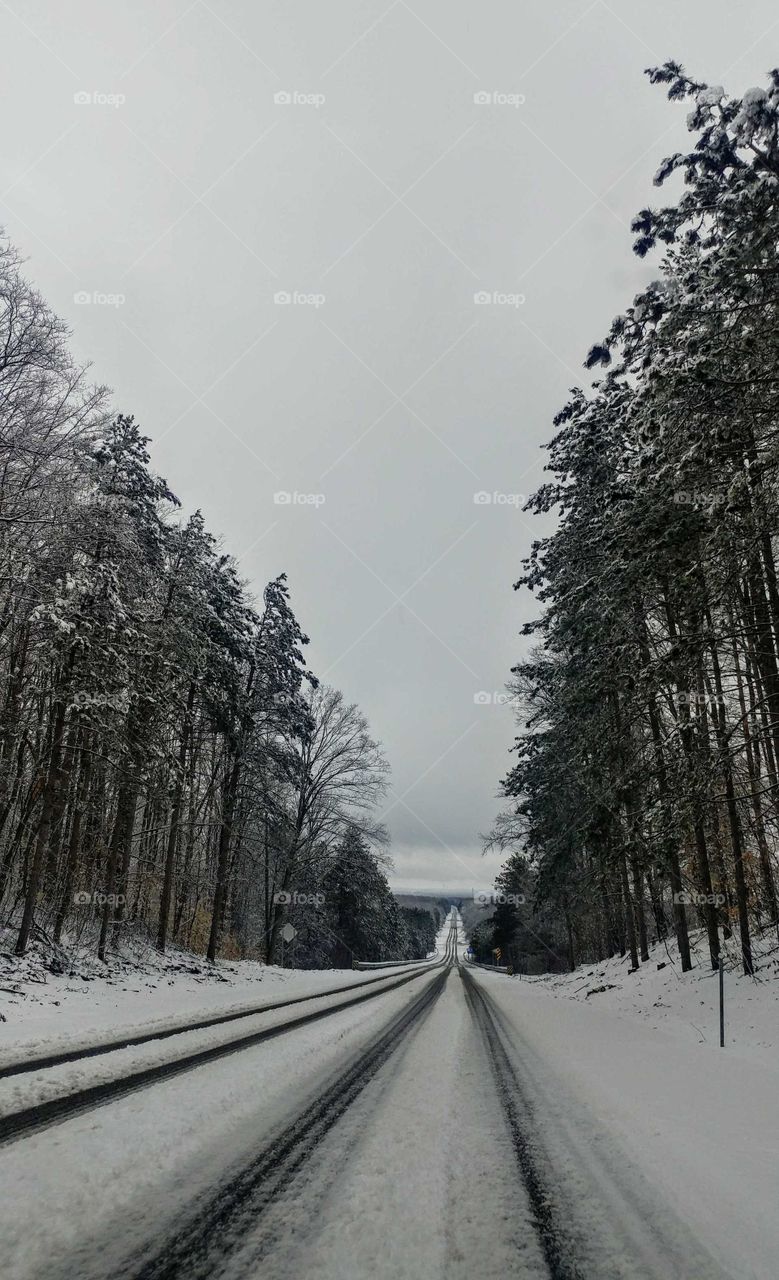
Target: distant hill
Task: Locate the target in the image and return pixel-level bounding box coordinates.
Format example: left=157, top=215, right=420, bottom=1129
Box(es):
left=393, top=893, right=451, bottom=916
left=392, top=892, right=489, bottom=937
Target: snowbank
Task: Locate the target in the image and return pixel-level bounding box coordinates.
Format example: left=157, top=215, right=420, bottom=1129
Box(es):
left=0, top=930, right=370, bottom=1058
left=519, top=927, right=779, bottom=1067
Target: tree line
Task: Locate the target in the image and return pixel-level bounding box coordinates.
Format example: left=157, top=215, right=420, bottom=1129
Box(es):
left=467, top=857, right=568, bottom=975
left=490, top=64, right=779, bottom=978
left=283, top=830, right=442, bottom=968
left=0, top=236, right=417, bottom=967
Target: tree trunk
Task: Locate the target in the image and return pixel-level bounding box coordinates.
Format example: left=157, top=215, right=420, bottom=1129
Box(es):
left=620, top=852, right=639, bottom=971
left=98, top=781, right=138, bottom=962
left=207, top=750, right=241, bottom=962
left=157, top=680, right=195, bottom=952
left=53, top=727, right=92, bottom=944
left=15, top=671, right=71, bottom=955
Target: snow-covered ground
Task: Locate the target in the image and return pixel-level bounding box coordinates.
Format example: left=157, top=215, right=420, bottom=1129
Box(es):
left=250, top=957, right=550, bottom=1280
left=474, top=964, right=779, bottom=1280
left=2, top=911, right=777, bottom=1279
left=0, top=931, right=430, bottom=1060
left=518, top=926, right=779, bottom=1067
left=0, top=965, right=447, bottom=1280
left=0, top=912, right=457, bottom=1280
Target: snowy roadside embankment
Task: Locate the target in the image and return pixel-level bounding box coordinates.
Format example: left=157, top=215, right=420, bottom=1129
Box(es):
left=517, top=927, right=779, bottom=1066
left=0, top=916, right=449, bottom=1062
left=0, top=936, right=376, bottom=1060
left=472, top=964, right=779, bottom=1280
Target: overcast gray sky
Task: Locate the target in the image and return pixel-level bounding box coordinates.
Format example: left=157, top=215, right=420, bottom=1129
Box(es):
left=2, top=0, right=778, bottom=894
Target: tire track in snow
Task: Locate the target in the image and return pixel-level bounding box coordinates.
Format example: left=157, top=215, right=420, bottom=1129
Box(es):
left=0, top=938, right=454, bottom=1146
left=0, top=958, right=442, bottom=1080
left=461, top=965, right=733, bottom=1280
left=461, top=963, right=579, bottom=1280
left=126, top=930, right=457, bottom=1280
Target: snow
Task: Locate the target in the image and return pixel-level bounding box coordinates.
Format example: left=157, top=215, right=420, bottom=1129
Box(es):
left=473, top=965, right=779, bottom=1280
left=0, top=967, right=447, bottom=1280
left=519, top=926, right=779, bottom=1067
left=733, top=86, right=769, bottom=142
left=0, top=935, right=405, bottom=1061
left=252, top=961, right=549, bottom=1280
left=2, top=913, right=777, bottom=1279
left=0, top=914, right=457, bottom=1280
left=0, top=967, right=450, bottom=1123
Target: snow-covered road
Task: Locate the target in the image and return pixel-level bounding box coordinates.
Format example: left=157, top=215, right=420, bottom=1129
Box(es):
left=1, top=911, right=775, bottom=1280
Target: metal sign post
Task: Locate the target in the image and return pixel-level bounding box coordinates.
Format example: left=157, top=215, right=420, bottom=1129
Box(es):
left=280, top=922, right=296, bottom=970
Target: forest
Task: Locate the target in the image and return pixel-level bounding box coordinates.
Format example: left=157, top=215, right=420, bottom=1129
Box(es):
left=487, top=64, right=779, bottom=978
left=0, top=238, right=432, bottom=968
